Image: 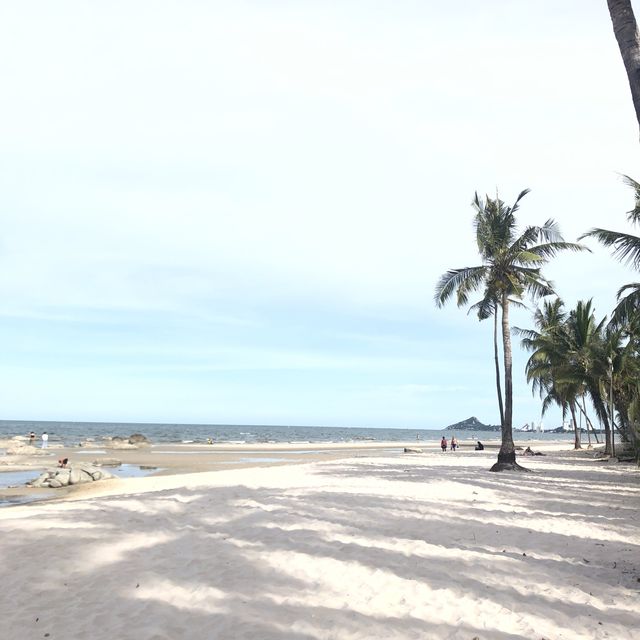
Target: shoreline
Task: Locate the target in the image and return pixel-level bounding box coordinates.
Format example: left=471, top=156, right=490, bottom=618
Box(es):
left=1, top=438, right=578, bottom=508
left=0, top=438, right=611, bottom=509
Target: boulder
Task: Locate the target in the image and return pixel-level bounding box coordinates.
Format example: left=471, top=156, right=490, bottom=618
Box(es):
left=128, top=433, right=150, bottom=445
left=6, top=444, right=39, bottom=456
left=55, top=469, right=71, bottom=483
left=69, top=468, right=83, bottom=485
left=108, top=441, right=137, bottom=450
left=78, top=440, right=100, bottom=448
left=94, top=458, right=122, bottom=467
left=28, top=464, right=115, bottom=489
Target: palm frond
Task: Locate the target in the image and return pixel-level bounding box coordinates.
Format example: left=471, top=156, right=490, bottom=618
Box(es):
left=512, top=326, right=539, bottom=340
left=528, top=241, right=590, bottom=260
left=510, top=188, right=531, bottom=215
left=536, top=219, right=563, bottom=243
left=434, top=266, right=487, bottom=308
left=621, top=174, right=640, bottom=225
left=579, top=228, right=640, bottom=270
left=610, top=284, right=640, bottom=327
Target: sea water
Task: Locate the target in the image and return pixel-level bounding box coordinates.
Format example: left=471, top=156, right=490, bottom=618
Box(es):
left=0, top=419, right=576, bottom=447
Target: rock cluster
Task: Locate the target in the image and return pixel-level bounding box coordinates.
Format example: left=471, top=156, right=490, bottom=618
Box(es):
left=28, top=464, right=115, bottom=488
left=107, top=433, right=150, bottom=449
left=6, top=444, right=50, bottom=456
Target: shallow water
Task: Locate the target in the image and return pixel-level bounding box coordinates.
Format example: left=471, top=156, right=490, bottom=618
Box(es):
left=0, top=470, right=40, bottom=488
left=111, top=464, right=160, bottom=478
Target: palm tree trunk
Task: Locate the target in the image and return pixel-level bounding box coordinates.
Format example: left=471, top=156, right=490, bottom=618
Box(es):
left=578, top=396, right=601, bottom=444
left=607, top=0, right=640, bottom=132
left=581, top=401, right=592, bottom=447
left=493, top=311, right=505, bottom=426
left=592, top=381, right=613, bottom=455
left=491, top=293, right=525, bottom=471
left=569, top=401, right=581, bottom=449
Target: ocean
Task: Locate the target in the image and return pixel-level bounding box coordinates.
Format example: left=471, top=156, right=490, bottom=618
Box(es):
left=0, top=419, right=576, bottom=447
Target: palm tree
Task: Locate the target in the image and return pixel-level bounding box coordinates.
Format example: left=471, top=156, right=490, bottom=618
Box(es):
left=435, top=189, right=587, bottom=471
left=602, top=320, right=640, bottom=456
left=580, top=175, right=640, bottom=327
left=607, top=1, right=640, bottom=132
left=562, top=301, right=615, bottom=455
left=517, top=298, right=584, bottom=450
left=580, top=175, right=640, bottom=457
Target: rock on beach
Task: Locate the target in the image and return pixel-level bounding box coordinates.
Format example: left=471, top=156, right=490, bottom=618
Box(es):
left=28, top=464, right=115, bottom=488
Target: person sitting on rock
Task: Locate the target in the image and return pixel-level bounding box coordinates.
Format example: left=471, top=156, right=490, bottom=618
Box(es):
left=58, top=458, right=69, bottom=468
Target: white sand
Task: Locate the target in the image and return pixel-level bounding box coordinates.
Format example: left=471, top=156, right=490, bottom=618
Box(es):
left=1, top=447, right=638, bottom=640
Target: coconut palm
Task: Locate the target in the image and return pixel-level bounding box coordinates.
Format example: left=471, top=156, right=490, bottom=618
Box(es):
left=517, top=298, right=584, bottom=450
left=602, top=321, right=640, bottom=456
left=580, top=176, right=640, bottom=456
left=580, top=175, right=640, bottom=327
left=561, top=301, right=617, bottom=455
left=435, top=190, right=587, bottom=471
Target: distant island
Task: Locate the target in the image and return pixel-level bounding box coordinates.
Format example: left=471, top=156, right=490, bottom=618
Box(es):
left=445, top=416, right=500, bottom=432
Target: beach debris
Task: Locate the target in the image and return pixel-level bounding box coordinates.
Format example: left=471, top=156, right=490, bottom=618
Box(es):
left=403, top=447, right=423, bottom=453
left=28, top=464, right=115, bottom=488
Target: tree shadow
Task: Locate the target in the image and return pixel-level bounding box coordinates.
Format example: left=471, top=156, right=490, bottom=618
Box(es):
left=1, top=452, right=639, bottom=640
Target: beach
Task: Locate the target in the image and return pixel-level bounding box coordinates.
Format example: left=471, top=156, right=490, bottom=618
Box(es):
left=0, top=442, right=638, bottom=639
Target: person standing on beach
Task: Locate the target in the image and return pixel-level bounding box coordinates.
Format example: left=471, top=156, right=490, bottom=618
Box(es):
left=451, top=436, right=458, bottom=451
left=41, top=432, right=48, bottom=449
left=441, top=436, right=447, bottom=452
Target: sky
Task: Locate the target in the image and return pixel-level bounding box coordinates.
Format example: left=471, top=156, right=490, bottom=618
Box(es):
left=0, top=1, right=639, bottom=429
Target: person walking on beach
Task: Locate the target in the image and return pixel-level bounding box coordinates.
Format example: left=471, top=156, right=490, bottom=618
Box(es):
left=41, top=432, right=48, bottom=449
left=29, top=431, right=36, bottom=444
left=441, top=436, right=447, bottom=452
left=451, top=436, right=458, bottom=451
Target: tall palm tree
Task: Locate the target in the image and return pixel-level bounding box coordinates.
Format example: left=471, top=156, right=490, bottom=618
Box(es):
left=607, top=1, right=640, bottom=132
left=435, top=190, right=587, bottom=471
